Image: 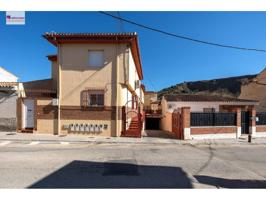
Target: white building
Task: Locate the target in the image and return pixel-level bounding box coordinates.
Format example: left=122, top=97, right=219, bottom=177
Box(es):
left=0, top=66, right=19, bottom=131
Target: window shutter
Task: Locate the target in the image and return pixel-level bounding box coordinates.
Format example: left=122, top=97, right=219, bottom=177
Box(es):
left=98, top=94, right=104, bottom=106
left=88, top=51, right=104, bottom=67
left=81, top=90, right=89, bottom=107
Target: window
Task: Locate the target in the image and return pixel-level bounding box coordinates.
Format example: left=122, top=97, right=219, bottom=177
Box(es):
left=81, top=90, right=104, bottom=107
left=88, top=51, right=104, bottom=67
left=88, top=91, right=104, bottom=106
left=203, top=108, right=215, bottom=113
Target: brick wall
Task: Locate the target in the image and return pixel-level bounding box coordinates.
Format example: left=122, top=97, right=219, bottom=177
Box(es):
left=191, top=126, right=237, bottom=135
left=181, top=107, right=190, bottom=128
left=256, top=125, right=266, bottom=132
left=176, top=106, right=239, bottom=139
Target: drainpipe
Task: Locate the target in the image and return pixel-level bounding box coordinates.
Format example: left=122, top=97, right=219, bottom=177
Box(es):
left=115, top=37, right=120, bottom=137
left=57, top=43, right=61, bottom=135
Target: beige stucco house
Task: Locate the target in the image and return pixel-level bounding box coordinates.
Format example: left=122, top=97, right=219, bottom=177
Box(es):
left=17, top=32, right=145, bottom=137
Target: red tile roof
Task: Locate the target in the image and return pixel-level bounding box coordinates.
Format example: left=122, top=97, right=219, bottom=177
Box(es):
left=0, top=82, right=18, bottom=88
left=47, top=55, right=57, bottom=62
left=44, top=32, right=137, bottom=37
left=164, top=94, right=258, bottom=103
left=22, top=79, right=56, bottom=97
left=43, top=32, right=143, bottom=80
left=145, top=91, right=157, bottom=94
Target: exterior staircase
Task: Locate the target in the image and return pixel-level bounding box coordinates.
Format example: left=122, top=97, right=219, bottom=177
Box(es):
left=121, top=116, right=142, bottom=138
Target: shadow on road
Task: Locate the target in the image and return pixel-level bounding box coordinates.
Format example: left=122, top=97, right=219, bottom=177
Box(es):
left=28, top=160, right=192, bottom=188
left=195, top=175, right=266, bottom=188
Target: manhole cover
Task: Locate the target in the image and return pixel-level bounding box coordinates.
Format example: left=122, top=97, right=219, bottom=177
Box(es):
left=103, top=159, right=139, bottom=176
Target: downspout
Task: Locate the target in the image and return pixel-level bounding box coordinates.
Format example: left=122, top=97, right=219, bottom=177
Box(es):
left=57, top=43, right=61, bottom=135
left=115, top=36, right=120, bottom=137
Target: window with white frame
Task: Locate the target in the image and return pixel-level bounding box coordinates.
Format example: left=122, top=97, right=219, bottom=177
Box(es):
left=88, top=50, right=104, bottom=67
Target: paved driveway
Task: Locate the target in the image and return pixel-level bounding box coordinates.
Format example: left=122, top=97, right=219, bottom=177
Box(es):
left=142, top=130, right=176, bottom=139
left=0, top=141, right=265, bottom=188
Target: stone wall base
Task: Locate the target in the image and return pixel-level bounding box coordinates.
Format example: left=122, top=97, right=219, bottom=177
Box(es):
left=0, top=118, right=16, bottom=131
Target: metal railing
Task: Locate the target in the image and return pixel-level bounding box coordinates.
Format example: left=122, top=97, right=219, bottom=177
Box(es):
left=256, top=112, right=266, bottom=125
left=191, top=112, right=237, bottom=127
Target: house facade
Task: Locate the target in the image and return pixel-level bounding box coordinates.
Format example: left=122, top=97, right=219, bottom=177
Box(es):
left=17, top=32, right=144, bottom=137
left=0, top=67, right=21, bottom=131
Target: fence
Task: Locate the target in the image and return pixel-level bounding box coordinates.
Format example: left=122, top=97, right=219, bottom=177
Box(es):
left=191, top=112, right=237, bottom=127
left=256, top=112, right=266, bottom=125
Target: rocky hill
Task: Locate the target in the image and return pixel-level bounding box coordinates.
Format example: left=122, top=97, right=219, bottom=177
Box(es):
left=158, top=74, right=257, bottom=99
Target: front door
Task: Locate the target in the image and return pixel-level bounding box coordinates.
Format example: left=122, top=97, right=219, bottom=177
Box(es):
left=241, top=111, right=250, bottom=134
left=24, top=99, right=34, bottom=128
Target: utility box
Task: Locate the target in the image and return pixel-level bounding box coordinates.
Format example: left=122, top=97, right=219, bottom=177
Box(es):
left=52, top=98, right=58, bottom=106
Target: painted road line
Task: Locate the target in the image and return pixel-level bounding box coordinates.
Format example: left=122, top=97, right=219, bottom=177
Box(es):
left=60, top=142, right=69, bottom=145
left=28, top=141, right=40, bottom=145
left=0, top=141, right=11, bottom=146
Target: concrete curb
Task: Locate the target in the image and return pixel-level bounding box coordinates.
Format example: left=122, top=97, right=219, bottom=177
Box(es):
left=0, top=132, right=266, bottom=146
left=0, top=138, right=186, bottom=145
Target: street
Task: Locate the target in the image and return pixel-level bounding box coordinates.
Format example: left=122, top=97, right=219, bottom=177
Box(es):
left=0, top=141, right=265, bottom=188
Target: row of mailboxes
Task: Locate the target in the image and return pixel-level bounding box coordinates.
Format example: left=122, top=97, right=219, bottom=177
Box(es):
left=67, top=124, right=107, bottom=132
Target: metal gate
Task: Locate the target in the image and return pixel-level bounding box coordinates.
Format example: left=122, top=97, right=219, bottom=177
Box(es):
left=121, top=98, right=144, bottom=138
left=172, top=110, right=183, bottom=139
left=241, top=111, right=250, bottom=134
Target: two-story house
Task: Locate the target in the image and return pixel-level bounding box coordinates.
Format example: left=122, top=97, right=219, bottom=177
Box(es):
left=17, top=32, right=144, bottom=137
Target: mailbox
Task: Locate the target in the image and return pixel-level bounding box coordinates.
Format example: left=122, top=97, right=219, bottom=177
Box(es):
left=85, top=124, right=89, bottom=132
left=80, top=124, right=84, bottom=132
left=95, top=124, right=99, bottom=132
left=99, top=124, right=103, bottom=132
left=74, top=124, right=79, bottom=131
left=89, top=124, right=94, bottom=132
left=70, top=124, right=74, bottom=132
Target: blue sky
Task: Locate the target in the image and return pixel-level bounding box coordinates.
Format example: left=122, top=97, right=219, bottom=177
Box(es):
left=0, top=12, right=266, bottom=91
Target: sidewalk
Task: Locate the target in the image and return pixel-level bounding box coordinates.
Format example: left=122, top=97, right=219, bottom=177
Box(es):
left=0, top=132, right=266, bottom=145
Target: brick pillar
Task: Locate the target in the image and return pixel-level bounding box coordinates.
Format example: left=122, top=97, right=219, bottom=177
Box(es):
left=16, top=98, right=22, bottom=132
left=181, top=107, right=191, bottom=140
left=235, top=108, right=241, bottom=138
left=249, top=106, right=256, bottom=136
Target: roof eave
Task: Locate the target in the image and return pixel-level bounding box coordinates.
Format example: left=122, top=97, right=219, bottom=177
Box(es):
left=166, top=100, right=259, bottom=105
left=43, top=33, right=144, bottom=80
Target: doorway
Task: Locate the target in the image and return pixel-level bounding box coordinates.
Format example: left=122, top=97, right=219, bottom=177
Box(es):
left=145, top=117, right=160, bottom=130
left=241, top=111, right=250, bottom=134
left=23, top=99, right=35, bottom=129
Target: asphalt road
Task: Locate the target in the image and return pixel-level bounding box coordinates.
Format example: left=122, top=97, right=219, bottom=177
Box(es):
left=0, top=141, right=265, bottom=188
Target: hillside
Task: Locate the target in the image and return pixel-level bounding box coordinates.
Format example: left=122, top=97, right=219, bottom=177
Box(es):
left=158, top=74, right=257, bottom=99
